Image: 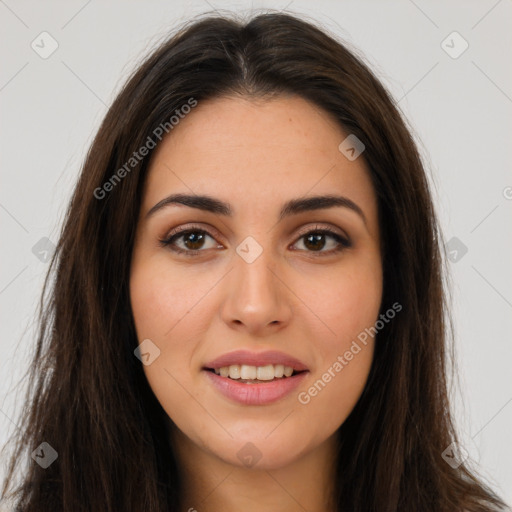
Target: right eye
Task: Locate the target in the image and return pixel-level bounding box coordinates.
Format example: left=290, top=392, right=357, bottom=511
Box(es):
left=159, top=227, right=222, bottom=256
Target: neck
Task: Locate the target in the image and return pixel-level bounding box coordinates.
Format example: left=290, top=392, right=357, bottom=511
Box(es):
left=169, top=425, right=338, bottom=512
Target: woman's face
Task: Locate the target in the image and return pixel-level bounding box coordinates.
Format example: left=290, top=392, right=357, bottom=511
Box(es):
left=130, top=95, right=382, bottom=470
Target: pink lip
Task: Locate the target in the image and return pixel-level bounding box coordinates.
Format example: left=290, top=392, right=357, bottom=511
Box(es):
left=204, top=370, right=308, bottom=405
left=203, top=350, right=309, bottom=372
left=203, top=350, right=309, bottom=406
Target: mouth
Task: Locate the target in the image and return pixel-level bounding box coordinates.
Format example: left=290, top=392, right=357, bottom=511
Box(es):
left=204, top=364, right=307, bottom=384
left=202, top=350, right=309, bottom=405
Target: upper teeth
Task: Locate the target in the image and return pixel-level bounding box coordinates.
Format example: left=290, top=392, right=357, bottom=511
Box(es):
left=214, top=364, right=294, bottom=380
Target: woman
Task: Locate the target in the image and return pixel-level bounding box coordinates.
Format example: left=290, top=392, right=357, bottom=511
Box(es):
left=1, top=10, right=508, bottom=512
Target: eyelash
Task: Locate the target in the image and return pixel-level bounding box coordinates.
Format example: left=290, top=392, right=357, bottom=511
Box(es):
left=158, top=224, right=351, bottom=257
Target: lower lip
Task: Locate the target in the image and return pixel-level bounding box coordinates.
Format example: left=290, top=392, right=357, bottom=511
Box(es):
left=204, top=370, right=308, bottom=405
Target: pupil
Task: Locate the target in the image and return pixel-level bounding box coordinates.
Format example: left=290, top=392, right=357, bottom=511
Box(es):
left=305, top=233, right=325, bottom=251
left=185, top=232, right=205, bottom=250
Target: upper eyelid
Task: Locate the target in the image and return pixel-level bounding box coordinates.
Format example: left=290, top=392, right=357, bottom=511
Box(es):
left=163, top=223, right=224, bottom=243
left=294, top=223, right=348, bottom=240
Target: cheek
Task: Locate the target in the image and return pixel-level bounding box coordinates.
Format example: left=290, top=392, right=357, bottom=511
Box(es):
left=297, top=343, right=374, bottom=441
left=304, top=252, right=382, bottom=351
left=130, top=254, right=208, bottom=339
left=295, top=282, right=379, bottom=434
left=130, top=261, right=206, bottom=432
left=294, top=255, right=381, bottom=423
left=332, top=269, right=382, bottom=336
left=130, top=255, right=216, bottom=397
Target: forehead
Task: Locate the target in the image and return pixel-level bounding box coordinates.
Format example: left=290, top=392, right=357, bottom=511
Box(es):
left=152, top=94, right=350, bottom=166
left=142, top=95, right=377, bottom=225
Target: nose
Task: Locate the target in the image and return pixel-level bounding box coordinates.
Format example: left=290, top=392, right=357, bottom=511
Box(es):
left=219, top=246, right=293, bottom=337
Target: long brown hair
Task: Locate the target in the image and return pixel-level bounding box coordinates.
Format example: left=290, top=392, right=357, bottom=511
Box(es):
left=1, top=10, right=508, bottom=512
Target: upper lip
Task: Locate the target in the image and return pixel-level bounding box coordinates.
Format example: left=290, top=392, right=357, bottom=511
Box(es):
left=204, top=350, right=309, bottom=372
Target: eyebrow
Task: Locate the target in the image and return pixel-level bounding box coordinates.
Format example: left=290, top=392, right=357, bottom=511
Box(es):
left=146, top=193, right=367, bottom=225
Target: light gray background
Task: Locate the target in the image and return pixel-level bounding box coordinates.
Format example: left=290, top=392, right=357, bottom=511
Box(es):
left=1, top=0, right=511, bottom=505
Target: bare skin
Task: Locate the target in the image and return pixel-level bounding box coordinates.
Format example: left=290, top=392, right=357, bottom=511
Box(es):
left=130, top=94, right=382, bottom=511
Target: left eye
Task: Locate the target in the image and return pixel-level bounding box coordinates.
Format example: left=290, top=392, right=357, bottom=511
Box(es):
left=159, top=227, right=350, bottom=256
left=293, top=229, right=350, bottom=253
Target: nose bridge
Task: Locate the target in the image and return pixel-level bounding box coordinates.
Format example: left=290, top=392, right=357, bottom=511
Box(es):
left=220, top=236, right=291, bottom=331
left=234, top=238, right=280, bottom=305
